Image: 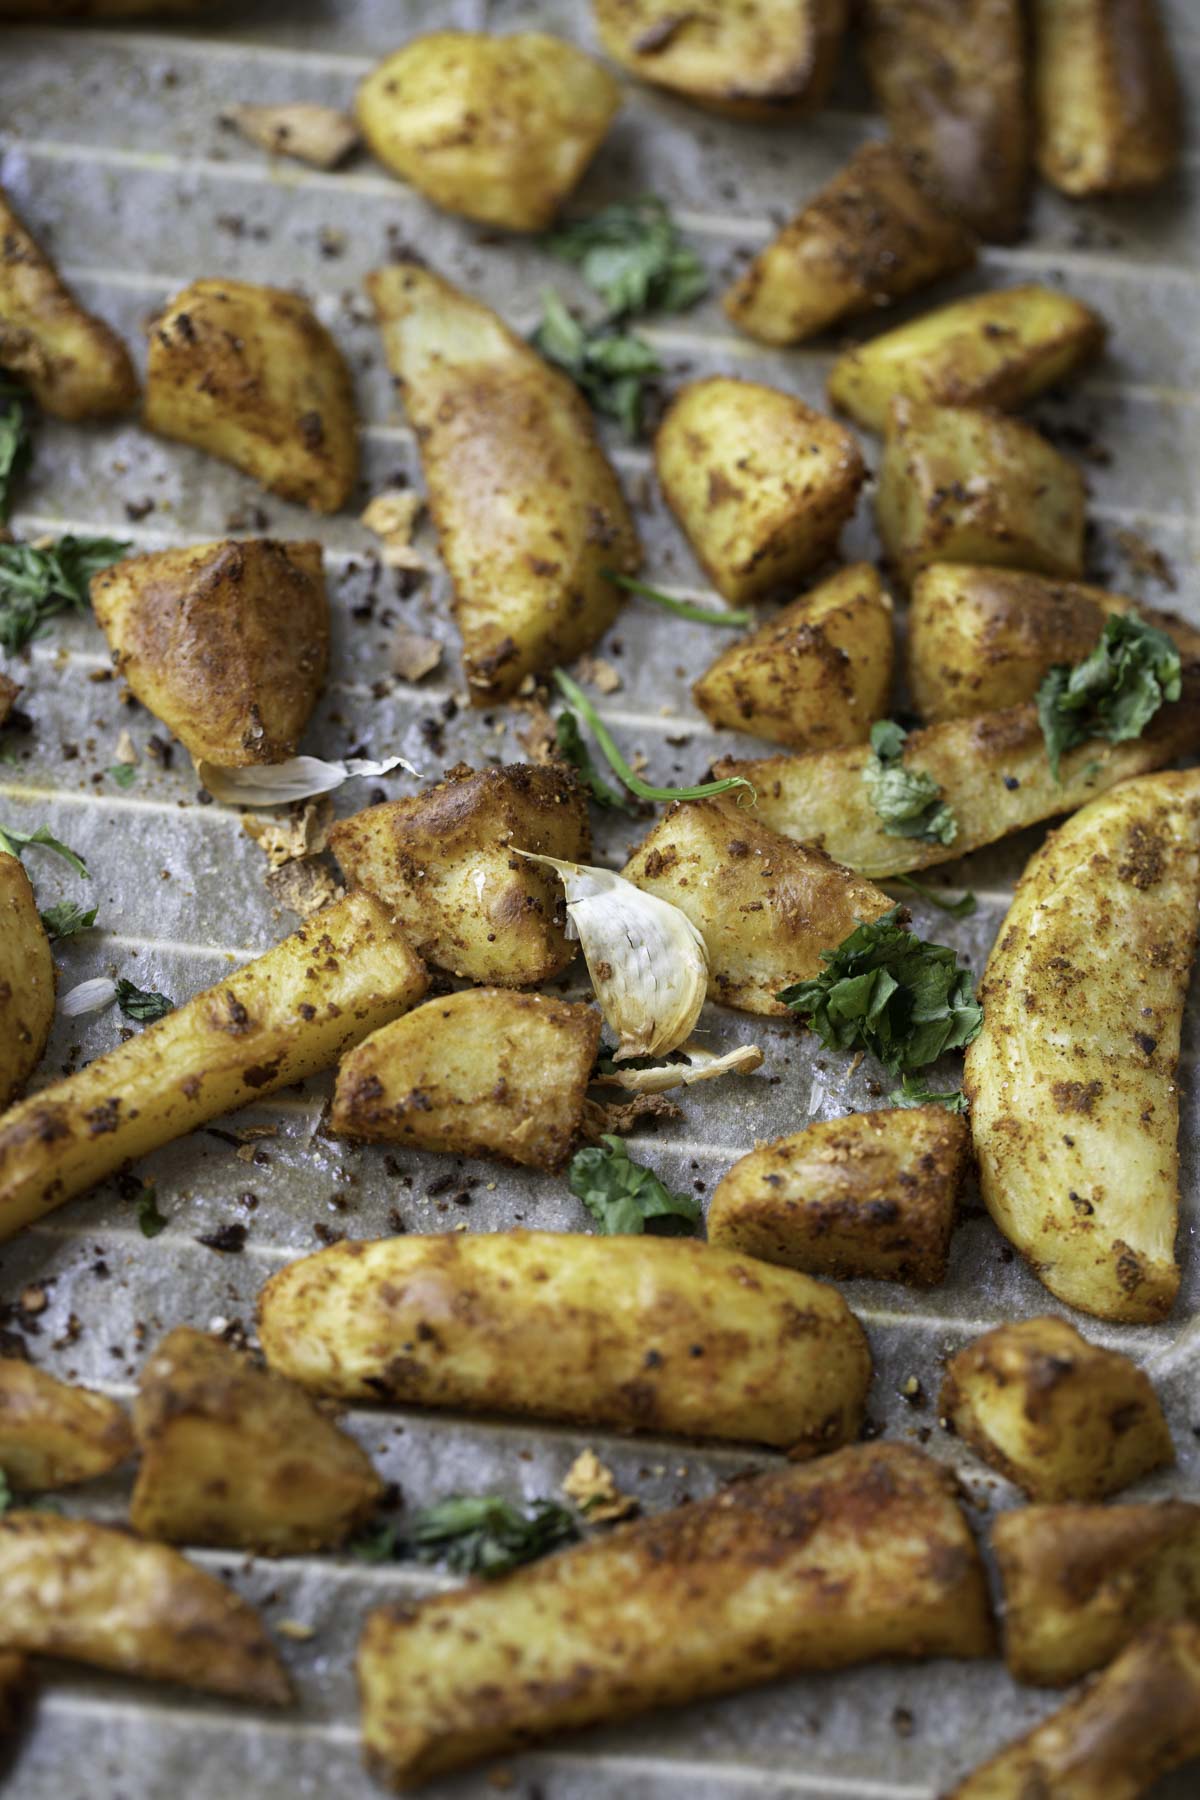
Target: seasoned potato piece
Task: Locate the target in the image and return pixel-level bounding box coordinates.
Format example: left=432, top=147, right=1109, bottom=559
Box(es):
left=0, top=854, right=54, bottom=1109
left=329, top=763, right=589, bottom=986
left=1033, top=0, right=1181, bottom=197
left=130, top=1327, right=383, bottom=1554
left=692, top=563, right=894, bottom=750
left=90, top=539, right=329, bottom=767
left=259, top=1228, right=871, bottom=1452
left=828, top=286, right=1106, bottom=434
left=0, top=1652, right=29, bottom=1744
left=0, top=1359, right=133, bottom=1490
left=368, top=263, right=638, bottom=702
left=709, top=1106, right=970, bottom=1286
left=359, top=1442, right=991, bottom=1787
left=622, top=799, right=892, bottom=1014
left=228, top=103, right=361, bottom=171
left=144, top=279, right=358, bottom=513
left=656, top=378, right=865, bottom=604
left=0, top=891, right=428, bottom=1244
left=332, top=989, right=601, bottom=1173
left=965, top=771, right=1200, bottom=1322
left=723, top=144, right=975, bottom=347
left=0, top=187, right=137, bottom=420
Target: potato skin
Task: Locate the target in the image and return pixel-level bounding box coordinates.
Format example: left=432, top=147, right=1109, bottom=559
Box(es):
left=355, top=33, right=619, bottom=232
left=0, top=1360, right=133, bottom=1491
left=0, top=892, right=428, bottom=1244
left=692, top=562, right=894, bottom=751
left=329, top=763, right=589, bottom=986
left=0, top=855, right=54, bottom=1109
left=90, top=539, right=329, bottom=767
left=1033, top=0, right=1181, bottom=197
left=258, top=1228, right=872, bottom=1452
left=144, top=279, right=358, bottom=513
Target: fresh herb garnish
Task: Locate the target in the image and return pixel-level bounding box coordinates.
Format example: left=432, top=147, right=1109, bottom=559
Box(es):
left=554, top=669, right=754, bottom=805
left=133, top=1182, right=168, bottom=1238
left=601, top=569, right=751, bottom=629
left=0, top=535, right=130, bottom=653
left=888, top=1073, right=970, bottom=1113
left=348, top=1519, right=400, bottom=1563
left=778, top=905, right=983, bottom=1074
left=39, top=899, right=98, bottom=939
left=543, top=196, right=709, bottom=318
left=407, top=1496, right=579, bottom=1578
left=108, top=763, right=137, bottom=789
left=0, top=822, right=89, bottom=877
left=568, top=1132, right=701, bottom=1236
left=0, top=382, right=32, bottom=526
left=555, top=709, right=637, bottom=814
left=890, top=872, right=977, bottom=920
left=0, top=1469, right=10, bottom=1516
left=1036, top=613, right=1182, bottom=782
left=533, top=289, right=660, bottom=437
left=863, top=721, right=956, bottom=845
left=114, top=979, right=174, bottom=1023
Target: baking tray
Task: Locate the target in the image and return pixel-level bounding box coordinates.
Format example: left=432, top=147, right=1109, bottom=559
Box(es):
left=0, top=3, right=1198, bottom=1795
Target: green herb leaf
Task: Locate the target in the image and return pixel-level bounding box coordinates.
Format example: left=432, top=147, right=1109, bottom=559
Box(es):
left=556, top=709, right=638, bottom=814
left=601, top=569, right=751, bottom=629
left=133, top=1181, right=168, bottom=1238
left=114, top=979, right=174, bottom=1023
left=0, top=535, right=130, bottom=653
left=554, top=668, right=755, bottom=804
left=406, top=1495, right=579, bottom=1578
left=543, top=196, right=709, bottom=318
left=107, top=762, right=137, bottom=788
left=0, top=1469, right=10, bottom=1516
left=39, top=900, right=99, bottom=939
left=348, top=1519, right=400, bottom=1563
left=863, top=721, right=957, bottom=845
left=888, top=1073, right=970, bottom=1113
left=532, top=289, right=660, bottom=437
left=568, top=1132, right=701, bottom=1236
left=0, top=385, right=32, bottom=526
left=1037, top=613, right=1182, bottom=783
left=0, top=822, right=89, bottom=877
left=777, top=905, right=983, bottom=1075
left=890, top=872, right=978, bottom=919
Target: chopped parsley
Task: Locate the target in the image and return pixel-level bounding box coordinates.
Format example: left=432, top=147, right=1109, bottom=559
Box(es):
left=554, top=669, right=753, bottom=805
left=568, top=1133, right=701, bottom=1236
left=533, top=289, right=660, bottom=437
left=38, top=899, right=98, bottom=939
left=114, top=979, right=174, bottom=1023
left=601, top=569, right=751, bottom=629
left=108, top=763, right=137, bottom=789
left=555, top=708, right=637, bottom=813
left=888, top=1073, right=969, bottom=1113
left=890, top=872, right=977, bottom=920
left=0, top=822, right=89, bottom=877
left=543, top=196, right=708, bottom=318
left=1037, top=613, right=1182, bottom=782
left=0, top=1469, right=10, bottom=1516
left=863, top=721, right=957, bottom=845
left=352, top=1496, right=579, bottom=1578
left=0, top=382, right=32, bottom=525
left=0, top=535, right=130, bottom=653
left=133, top=1182, right=168, bottom=1238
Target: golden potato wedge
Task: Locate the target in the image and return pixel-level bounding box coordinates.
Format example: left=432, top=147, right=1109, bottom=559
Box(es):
left=723, top=144, right=975, bottom=347
left=259, top=1228, right=871, bottom=1452
left=144, top=278, right=358, bottom=513
left=1033, top=0, right=1181, bottom=197
left=947, top=1621, right=1200, bottom=1800
left=656, top=378, right=864, bottom=605
left=90, top=539, right=329, bottom=767
left=876, top=398, right=1085, bottom=584
left=355, top=32, right=619, bottom=232
left=329, top=763, right=589, bottom=986
left=0, top=1359, right=133, bottom=1490
left=0, top=1652, right=29, bottom=1744
left=0, top=1511, right=291, bottom=1704
left=828, top=286, right=1106, bottom=434
left=622, top=799, right=892, bottom=1014
left=0, top=854, right=54, bottom=1109
left=0, top=187, right=137, bottom=420
left=0, top=891, right=428, bottom=1244
left=368, top=262, right=638, bottom=702
left=965, top=770, right=1200, bottom=1322
left=691, top=563, right=894, bottom=750
left=862, top=0, right=1029, bottom=242
left=359, top=1442, right=991, bottom=1787
left=709, top=1106, right=970, bottom=1286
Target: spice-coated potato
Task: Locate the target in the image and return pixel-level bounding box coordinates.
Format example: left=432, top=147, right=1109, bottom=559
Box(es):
left=1033, top=0, right=1181, bottom=197
left=0, top=1360, right=133, bottom=1490
left=0, top=854, right=54, bottom=1109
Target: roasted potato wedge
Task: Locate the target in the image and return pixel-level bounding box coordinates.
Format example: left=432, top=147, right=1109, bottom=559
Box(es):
left=1033, top=0, right=1181, bottom=197
left=144, top=278, right=358, bottom=513
left=691, top=563, right=894, bottom=750
left=0, top=1359, right=133, bottom=1490
left=368, top=263, right=638, bottom=702
left=90, top=539, right=329, bottom=767
left=656, top=378, right=865, bottom=605
left=0, top=891, right=428, bottom=1243
left=709, top=1106, right=970, bottom=1286
left=259, top=1228, right=871, bottom=1452
left=723, top=144, right=975, bottom=347
left=966, top=770, right=1200, bottom=1321
left=0, top=854, right=54, bottom=1109
left=329, top=763, right=589, bottom=986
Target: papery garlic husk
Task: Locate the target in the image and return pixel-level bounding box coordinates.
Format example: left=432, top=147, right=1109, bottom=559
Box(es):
left=195, top=755, right=420, bottom=808
left=514, top=850, right=708, bottom=1061
left=60, top=977, right=118, bottom=1018
left=594, top=1041, right=764, bottom=1093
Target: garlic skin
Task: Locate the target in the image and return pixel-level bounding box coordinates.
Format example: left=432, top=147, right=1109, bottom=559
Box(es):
left=195, top=755, right=419, bottom=808
left=60, top=977, right=118, bottom=1018
left=595, top=1042, right=764, bottom=1093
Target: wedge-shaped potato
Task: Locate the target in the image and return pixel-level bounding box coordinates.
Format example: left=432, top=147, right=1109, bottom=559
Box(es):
left=692, top=563, right=894, bottom=750
left=723, top=144, right=975, bottom=347
left=876, top=398, right=1085, bottom=583
left=622, top=799, right=892, bottom=1014
left=0, top=891, right=428, bottom=1244
left=1033, top=0, right=1181, bottom=197
left=862, top=0, right=1029, bottom=242
left=709, top=1106, right=970, bottom=1286
left=0, top=1512, right=291, bottom=1704
left=259, top=1228, right=871, bottom=1452
left=356, top=32, right=619, bottom=232
left=829, top=286, right=1106, bottom=434
left=0, top=187, right=137, bottom=419
left=90, top=539, right=329, bottom=767
left=332, top=989, right=601, bottom=1173
left=656, top=378, right=865, bottom=605
left=144, top=278, right=358, bottom=513
left=0, top=854, right=54, bottom=1109
left=329, top=763, right=588, bottom=985
left=359, top=1442, right=992, bottom=1787
left=965, top=770, right=1200, bottom=1321
left=0, top=1652, right=29, bottom=1744
left=0, top=1359, right=133, bottom=1490
left=368, top=263, right=638, bottom=702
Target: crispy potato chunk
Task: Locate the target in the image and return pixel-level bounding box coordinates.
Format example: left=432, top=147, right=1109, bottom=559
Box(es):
left=144, top=279, right=358, bottom=513
left=0, top=187, right=137, bottom=420
left=828, top=286, right=1106, bottom=434
left=368, top=263, right=639, bottom=702
left=655, top=378, right=865, bottom=604
left=622, top=799, right=892, bottom=1014
left=90, top=539, right=329, bottom=767
left=723, top=144, right=974, bottom=347
left=0, top=855, right=54, bottom=1109
left=0, top=892, right=428, bottom=1244
left=329, top=763, right=589, bottom=986
left=359, top=1442, right=991, bottom=1787
left=0, top=1359, right=133, bottom=1490
left=692, top=563, right=894, bottom=750
left=1033, top=0, right=1181, bottom=197
left=709, top=1106, right=970, bottom=1286
left=259, top=1228, right=871, bottom=1452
